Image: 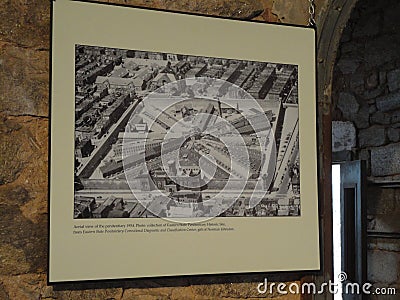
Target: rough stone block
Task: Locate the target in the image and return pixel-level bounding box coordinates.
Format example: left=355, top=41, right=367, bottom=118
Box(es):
left=368, top=250, right=400, bottom=284
left=359, top=126, right=386, bottom=148
left=0, top=1, right=50, bottom=49
left=0, top=185, right=47, bottom=275
left=337, top=58, right=360, bottom=74
left=272, top=0, right=309, bottom=25
left=350, top=73, right=365, bottom=94
left=390, top=110, right=400, bottom=123
left=360, top=149, right=370, bottom=161
left=332, top=121, right=356, bottom=152
left=368, top=214, right=400, bottom=233
left=0, top=116, right=48, bottom=190
left=332, top=150, right=352, bottom=162
left=0, top=282, right=8, bottom=300
left=363, top=85, right=385, bottom=100
left=191, top=281, right=301, bottom=299
left=0, top=44, right=49, bottom=117
left=379, top=71, right=387, bottom=85
left=376, top=92, right=400, bottom=112
left=371, top=111, right=391, bottom=125
left=366, top=72, right=379, bottom=89
left=366, top=187, right=400, bottom=215
left=0, top=118, right=23, bottom=185
left=54, top=287, right=124, bottom=300
left=371, top=142, right=400, bottom=176
left=0, top=244, right=30, bottom=276
left=388, top=127, right=400, bottom=142
left=182, top=0, right=263, bottom=19
left=369, top=238, right=400, bottom=252
left=0, top=274, right=45, bottom=300
left=353, top=106, right=371, bottom=129
left=387, top=69, right=400, bottom=92
left=369, top=105, right=377, bottom=114
left=338, top=92, right=360, bottom=115
left=97, top=0, right=264, bottom=20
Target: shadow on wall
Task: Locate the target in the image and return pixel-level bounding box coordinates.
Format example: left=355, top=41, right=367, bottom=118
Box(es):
left=51, top=272, right=305, bottom=292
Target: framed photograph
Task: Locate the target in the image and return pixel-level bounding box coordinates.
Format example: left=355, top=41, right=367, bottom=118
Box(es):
left=49, top=0, right=320, bottom=283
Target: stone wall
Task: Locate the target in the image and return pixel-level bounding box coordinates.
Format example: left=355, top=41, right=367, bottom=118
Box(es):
left=332, top=0, right=400, bottom=296
left=0, top=0, right=329, bottom=299
left=332, top=0, right=400, bottom=180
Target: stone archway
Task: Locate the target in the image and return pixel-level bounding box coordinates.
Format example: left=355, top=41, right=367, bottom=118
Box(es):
left=310, top=0, right=361, bottom=290
left=331, top=0, right=400, bottom=292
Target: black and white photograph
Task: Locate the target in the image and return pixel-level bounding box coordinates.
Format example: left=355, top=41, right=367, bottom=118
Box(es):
left=74, top=45, right=301, bottom=219
left=50, top=1, right=319, bottom=282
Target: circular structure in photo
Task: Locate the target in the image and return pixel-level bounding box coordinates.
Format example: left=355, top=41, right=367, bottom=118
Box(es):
left=122, top=77, right=277, bottom=222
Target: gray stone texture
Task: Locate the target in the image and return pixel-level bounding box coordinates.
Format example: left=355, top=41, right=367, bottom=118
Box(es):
left=338, top=92, right=359, bottom=115
left=366, top=187, right=400, bottom=215
left=387, top=69, right=400, bottom=92
left=334, top=0, right=400, bottom=291
left=368, top=214, right=400, bottom=233
left=391, top=110, right=400, bottom=123
left=337, top=58, right=360, bottom=74
left=363, top=85, right=385, bottom=100
left=388, top=127, right=400, bottom=142
left=353, top=105, right=370, bottom=129
left=371, top=143, right=400, bottom=176
left=369, top=238, right=400, bottom=252
left=349, top=73, right=365, bottom=94
left=376, top=92, right=400, bottom=112
left=366, top=72, right=379, bottom=90
left=379, top=71, right=387, bottom=85
left=332, top=121, right=356, bottom=152
left=368, top=250, right=400, bottom=284
left=369, top=105, right=377, bottom=114
left=359, top=126, right=386, bottom=147
left=371, top=111, right=391, bottom=125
